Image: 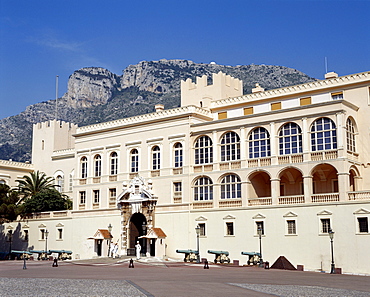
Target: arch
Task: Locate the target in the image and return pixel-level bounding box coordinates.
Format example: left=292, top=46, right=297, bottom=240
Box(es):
left=220, top=173, right=241, bottom=199
left=129, top=213, right=147, bottom=253
left=278, top=122, right=302, bottom=155
left=194, top=135, right=213, bottom=164
left=311, top=163, right=338, bottom=194
left=173, top=142, right=183, bottom=168
left=93, top=154, right=102, bottom=177
left=349, top=165, right=360, bottom=192
left=193, top=176, right=213, bottom=201
left=110, top=151, right=118, bottom=175
left=248, top=127, right=270, bottom=158
left=80, top=156, right=88, bottom=178
left=248, top=170, right=271, bottom=198
left=130, top=149, right=139, bottom=173
left=220, top=131, right=240, bottom=161
left=346, top=117, right=357, bottom=153
left=278, top=167, right=304, bottom=196
left=310, top=117, right=337, bottom=151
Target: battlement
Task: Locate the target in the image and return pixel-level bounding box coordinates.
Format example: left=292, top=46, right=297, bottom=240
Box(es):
left=181, top=71, right=243, bottom=108
left=34, top=120, right=78, bottom=130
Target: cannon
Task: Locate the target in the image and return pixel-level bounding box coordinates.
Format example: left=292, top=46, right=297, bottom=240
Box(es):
left=29, top=250, right=51, bottom=261
left=11, top=250, right=33, bottom=260
left=49, top=250, right=72, bottom=260
left=207, top=250, right=230, bottom=264
left=176, top=249, right=199, bottom=262
left=241, top=251, right=261, bottom=265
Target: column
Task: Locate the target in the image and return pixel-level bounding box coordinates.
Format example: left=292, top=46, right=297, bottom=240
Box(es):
left=336, top=112, right=345, bottom=158
left=303, top=175, right=313, bottom=203
left=338, top=172, right=349, bottom=201
left=302, top=117, right=310, bottom=161
left=270, top=122, right=278, bottom=165
left=212, top=131, right=218, bottom=164
left=270, top=178, right=280, bottom=205
left=240, top=127, right=246, bottom=160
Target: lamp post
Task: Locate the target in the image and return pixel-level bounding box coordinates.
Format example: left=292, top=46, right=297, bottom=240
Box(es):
left=257, top=227, right=263, bottom=266
left=329, top=229, right=335, bottom=274
left=195, top=224, right=201, bottom=263
left=108, top=223, right=112, bottom=257
left=45, top=230, right=49, bottom=252
left=7, top=230, right=13, bottom=260
left=142, top=222, right=147, bottom=256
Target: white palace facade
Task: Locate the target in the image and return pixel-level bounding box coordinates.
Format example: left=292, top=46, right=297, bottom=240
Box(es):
left=2, top=70, right=370, bottom=274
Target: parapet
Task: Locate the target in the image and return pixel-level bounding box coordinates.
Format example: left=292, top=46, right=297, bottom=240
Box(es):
left=181, top=71, right=243, bottom=108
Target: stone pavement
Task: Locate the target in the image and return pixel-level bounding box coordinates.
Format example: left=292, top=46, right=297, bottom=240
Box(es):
left=0, top=258, right=369, bottom=296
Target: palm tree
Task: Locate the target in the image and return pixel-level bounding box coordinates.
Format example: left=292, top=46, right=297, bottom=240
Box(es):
left=0, top=184, right=21, bottom=223
left=16, top=171, right=56, bottom=202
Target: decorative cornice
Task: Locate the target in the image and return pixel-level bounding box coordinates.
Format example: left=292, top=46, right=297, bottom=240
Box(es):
left=0, top=160, right=33, bottom=170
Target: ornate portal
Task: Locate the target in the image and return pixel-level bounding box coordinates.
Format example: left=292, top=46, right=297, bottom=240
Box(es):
left=116, top=176, right=157, bottom=255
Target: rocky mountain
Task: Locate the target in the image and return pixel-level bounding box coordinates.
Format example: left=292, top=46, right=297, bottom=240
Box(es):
left=0, top=59, right=316, bottom=162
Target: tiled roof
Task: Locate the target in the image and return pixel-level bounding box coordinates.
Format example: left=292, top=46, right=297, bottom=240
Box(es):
left=152, top=228, right=166, bottom=238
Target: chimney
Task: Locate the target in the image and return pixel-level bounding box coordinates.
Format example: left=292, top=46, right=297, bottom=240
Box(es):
left=155, top=104, right=164, bottom=112
left=325, top=71, right=338, bottom=79
left=252, top=83, right=264, bottom=93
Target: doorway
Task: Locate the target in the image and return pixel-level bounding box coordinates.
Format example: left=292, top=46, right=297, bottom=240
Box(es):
left=129, top=213, right=147, bottom=255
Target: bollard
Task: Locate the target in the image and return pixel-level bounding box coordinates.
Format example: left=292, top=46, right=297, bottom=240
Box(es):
left=129, top=258, right=134, bottom=268
left=23, top=257, right=27, bottom=270
left=52, top=258, right=58, bottom=267
left=204, top=260, right=209, bottom=269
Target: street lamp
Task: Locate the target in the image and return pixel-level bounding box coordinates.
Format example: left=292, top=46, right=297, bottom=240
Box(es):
left=329, top=229, right=335, bottom=274
left=195, top=224, right=201, bottom=263
left=7, top=230, right=13, bottom=260
left=257, top=227, right=263, bottom=266
left=45, top=229, right=49, bottom=252
left=107, top=224, right=113, bottom=257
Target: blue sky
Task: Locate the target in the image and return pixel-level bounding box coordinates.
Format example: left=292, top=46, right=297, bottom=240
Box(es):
left=0, top=0, right=369, bottom=119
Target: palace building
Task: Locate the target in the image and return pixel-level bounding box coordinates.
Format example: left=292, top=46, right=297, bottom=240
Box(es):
left=2, top=70, right=370, bottom=274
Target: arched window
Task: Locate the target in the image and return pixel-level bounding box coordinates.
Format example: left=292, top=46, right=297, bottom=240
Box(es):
left=81, top=157, right=87, bottom=178
left=194, top=176, right=213, bottom=201
left=278, top=123, right=302, bottom=155
left=110, top=152, right=118, bottom=175
left=221, top=174, right=241, bottom=199
left=195, top=136, right=213, bottom=164
left=94, top=155, right=102, bottom=177
left=346, top=118, right=356, bottom=153
left=174, top=143, right=183, bottom=168
left=311, top=118, right=337, bottom=151
left=130, top=149, right=139, bottom=173
left=248, top=127, right=271, bottom=158
left=152, top=146, right=160, bottom=170
left=221, top=132, right=240, bottom=161
left=56, top=175, right=64, bottom=193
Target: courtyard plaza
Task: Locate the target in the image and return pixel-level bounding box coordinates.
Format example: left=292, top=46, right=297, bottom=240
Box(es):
left=0, top=257, right=369, bottom=296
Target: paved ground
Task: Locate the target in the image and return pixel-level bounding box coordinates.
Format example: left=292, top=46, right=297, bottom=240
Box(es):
left=0, top=258, right=369, bottom=296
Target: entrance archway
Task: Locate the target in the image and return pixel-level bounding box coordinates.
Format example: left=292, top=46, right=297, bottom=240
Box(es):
left=129, top=213, right=147, bottom=255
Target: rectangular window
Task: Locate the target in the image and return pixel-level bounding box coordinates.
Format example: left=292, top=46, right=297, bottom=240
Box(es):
left=93, top=190, right=100, bottom=204
left=321, top=218, right=331, bottom=233
left=300, top=97, right=311, bottom=106
left=287, top=220, right=296, bottom=234
left=174, top=182, right=182, bottom=195
left=271, top=102, right=281, bottom=110
left=226, top=222, right=234, bottom=236
left=199, top=223, right=206, bottom=236
left=256, top=221, right=264, bottom=235
left=244, top=107, right=253, bottom=115
left=40, top=229, right=45, bottom=240
left=23, top=230, right=29, bottom=241
left=358, top=217, right=369, bottom=233
left=218, top=112, right=227, bottom=120
left=109, top=188, right=116, bottom=201
left=79, top=191, right=86, bottom=204
left=57, top=228, right=63, bottom=240
left=331, top=92, right=343, bottom=100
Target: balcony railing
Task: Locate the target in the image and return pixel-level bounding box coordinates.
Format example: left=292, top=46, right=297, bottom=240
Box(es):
left=278, top=154, right=303, bottom=165
left=311, top=150, right=338, bottom=161
left=93, top=177, right=101, bottom=183
left=79, top=179, right=86, bottom=185
left=173, top=168, right=183, bottom=175
left=193, top=164, right=213, bottom=173
left=220, top=161, right=241, bottom=171
left=311, top=193, right=339, bottom=203
left=109, top=175, right=117, bottom=182
left=192, top=201, right=213, bottom=209
left=219, top=199, right=242, bottom=208
left=248, top=197, right=272, bottom=206
left=278, top=195, right=305, bottom=205
left=151, top=170, right=160, bottom=177
left=248, top=157, right=271, bottom=168
left=348, top=191, right=370, bottom=201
